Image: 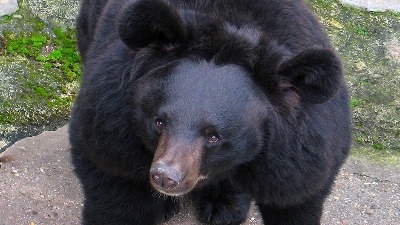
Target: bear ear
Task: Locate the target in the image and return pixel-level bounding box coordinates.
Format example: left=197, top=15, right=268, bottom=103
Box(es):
left=118, top=0, right=185, bottom=50
left=277, top=48, right=343, bottom=104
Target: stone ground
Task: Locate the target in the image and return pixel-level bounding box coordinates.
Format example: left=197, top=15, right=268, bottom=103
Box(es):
left=1, top=125, right=399, bottom=225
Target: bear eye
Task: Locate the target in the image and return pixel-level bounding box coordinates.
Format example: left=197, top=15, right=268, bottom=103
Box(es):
left=207, top=135, right=219, bottom=143
left=155, top=118, right=166, bottom=129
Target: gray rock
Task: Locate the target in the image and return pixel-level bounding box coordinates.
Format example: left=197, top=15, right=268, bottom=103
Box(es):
left=24, top=0, right=80, bottom=28
left=340, top=0, right=400, bottom=12
left=0, top=0, right=19, bottom=16
left=0, top=55, right=70, bottom=152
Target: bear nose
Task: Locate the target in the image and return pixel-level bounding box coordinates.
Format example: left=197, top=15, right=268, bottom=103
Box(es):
left=150, top=163, right=183, bottom=189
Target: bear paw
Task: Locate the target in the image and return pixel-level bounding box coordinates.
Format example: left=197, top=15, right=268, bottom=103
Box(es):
left=197, top=193, right=250, bottom=225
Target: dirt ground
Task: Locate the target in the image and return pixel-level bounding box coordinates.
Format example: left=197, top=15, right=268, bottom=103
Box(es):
left=0, top=125, right=399, bottom=225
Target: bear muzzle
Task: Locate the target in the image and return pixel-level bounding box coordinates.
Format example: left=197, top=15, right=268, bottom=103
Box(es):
left=149, top=161, right=208, bottom=196
left=150, top=163, right=183, bottom=190
left=150, top=133, right=207, bottom=196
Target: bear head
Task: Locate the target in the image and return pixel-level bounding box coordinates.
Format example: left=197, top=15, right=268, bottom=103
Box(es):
left=119, top=0, right=343, bottom=196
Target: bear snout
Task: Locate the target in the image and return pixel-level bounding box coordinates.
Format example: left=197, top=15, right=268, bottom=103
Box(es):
left=150, top=163, right=183, bottom=190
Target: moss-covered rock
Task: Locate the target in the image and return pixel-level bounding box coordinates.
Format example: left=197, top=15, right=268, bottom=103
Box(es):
left=0, top=0, right=80, bottom=151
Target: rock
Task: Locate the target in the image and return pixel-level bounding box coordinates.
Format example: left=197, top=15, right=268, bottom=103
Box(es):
left=0, top=125, right=83, bottom=225
left=0, top=0, right=19, bottom=17
left=0, top=55, right=68, bottom=151
left=340, top=0, right=400, bottom=12
left=24, top=0, right=80, bottom=28
left=386, top=38, right=400, bottom=62
left=0, top=0, right=83, bottom=152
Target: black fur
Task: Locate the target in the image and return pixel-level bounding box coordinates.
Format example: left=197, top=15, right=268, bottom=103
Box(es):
left=118, top=0, right=185, bottom=49
left=70, top=0, right=351, bottom=224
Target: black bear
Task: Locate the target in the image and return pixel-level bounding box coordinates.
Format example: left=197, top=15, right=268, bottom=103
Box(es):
left=69, top=0, right=351, bottom=224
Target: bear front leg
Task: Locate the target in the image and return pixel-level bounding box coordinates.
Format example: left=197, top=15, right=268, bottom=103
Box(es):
left=81, top=174, right=180, bottom=225
left=257, top=195, right=325, bottom=225
left=194, top=179, right=251, bottom=225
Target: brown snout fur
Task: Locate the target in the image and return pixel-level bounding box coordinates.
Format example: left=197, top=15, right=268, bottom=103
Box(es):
left=151, top=132, right=206, bottom=196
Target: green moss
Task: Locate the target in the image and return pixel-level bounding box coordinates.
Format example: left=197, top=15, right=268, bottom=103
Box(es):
left=350, top=98, right=361, bottom=109
left=6, top=34, right=47, bottom=57
left=33, top=86, right=51, bottom=98
left=5, top=27, right=80, bottom=68
left=0, top=15, right=13, bottom=23
left=354, top=24, right=368, bottom=35
left=1, top=27, right=81, bottom=126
